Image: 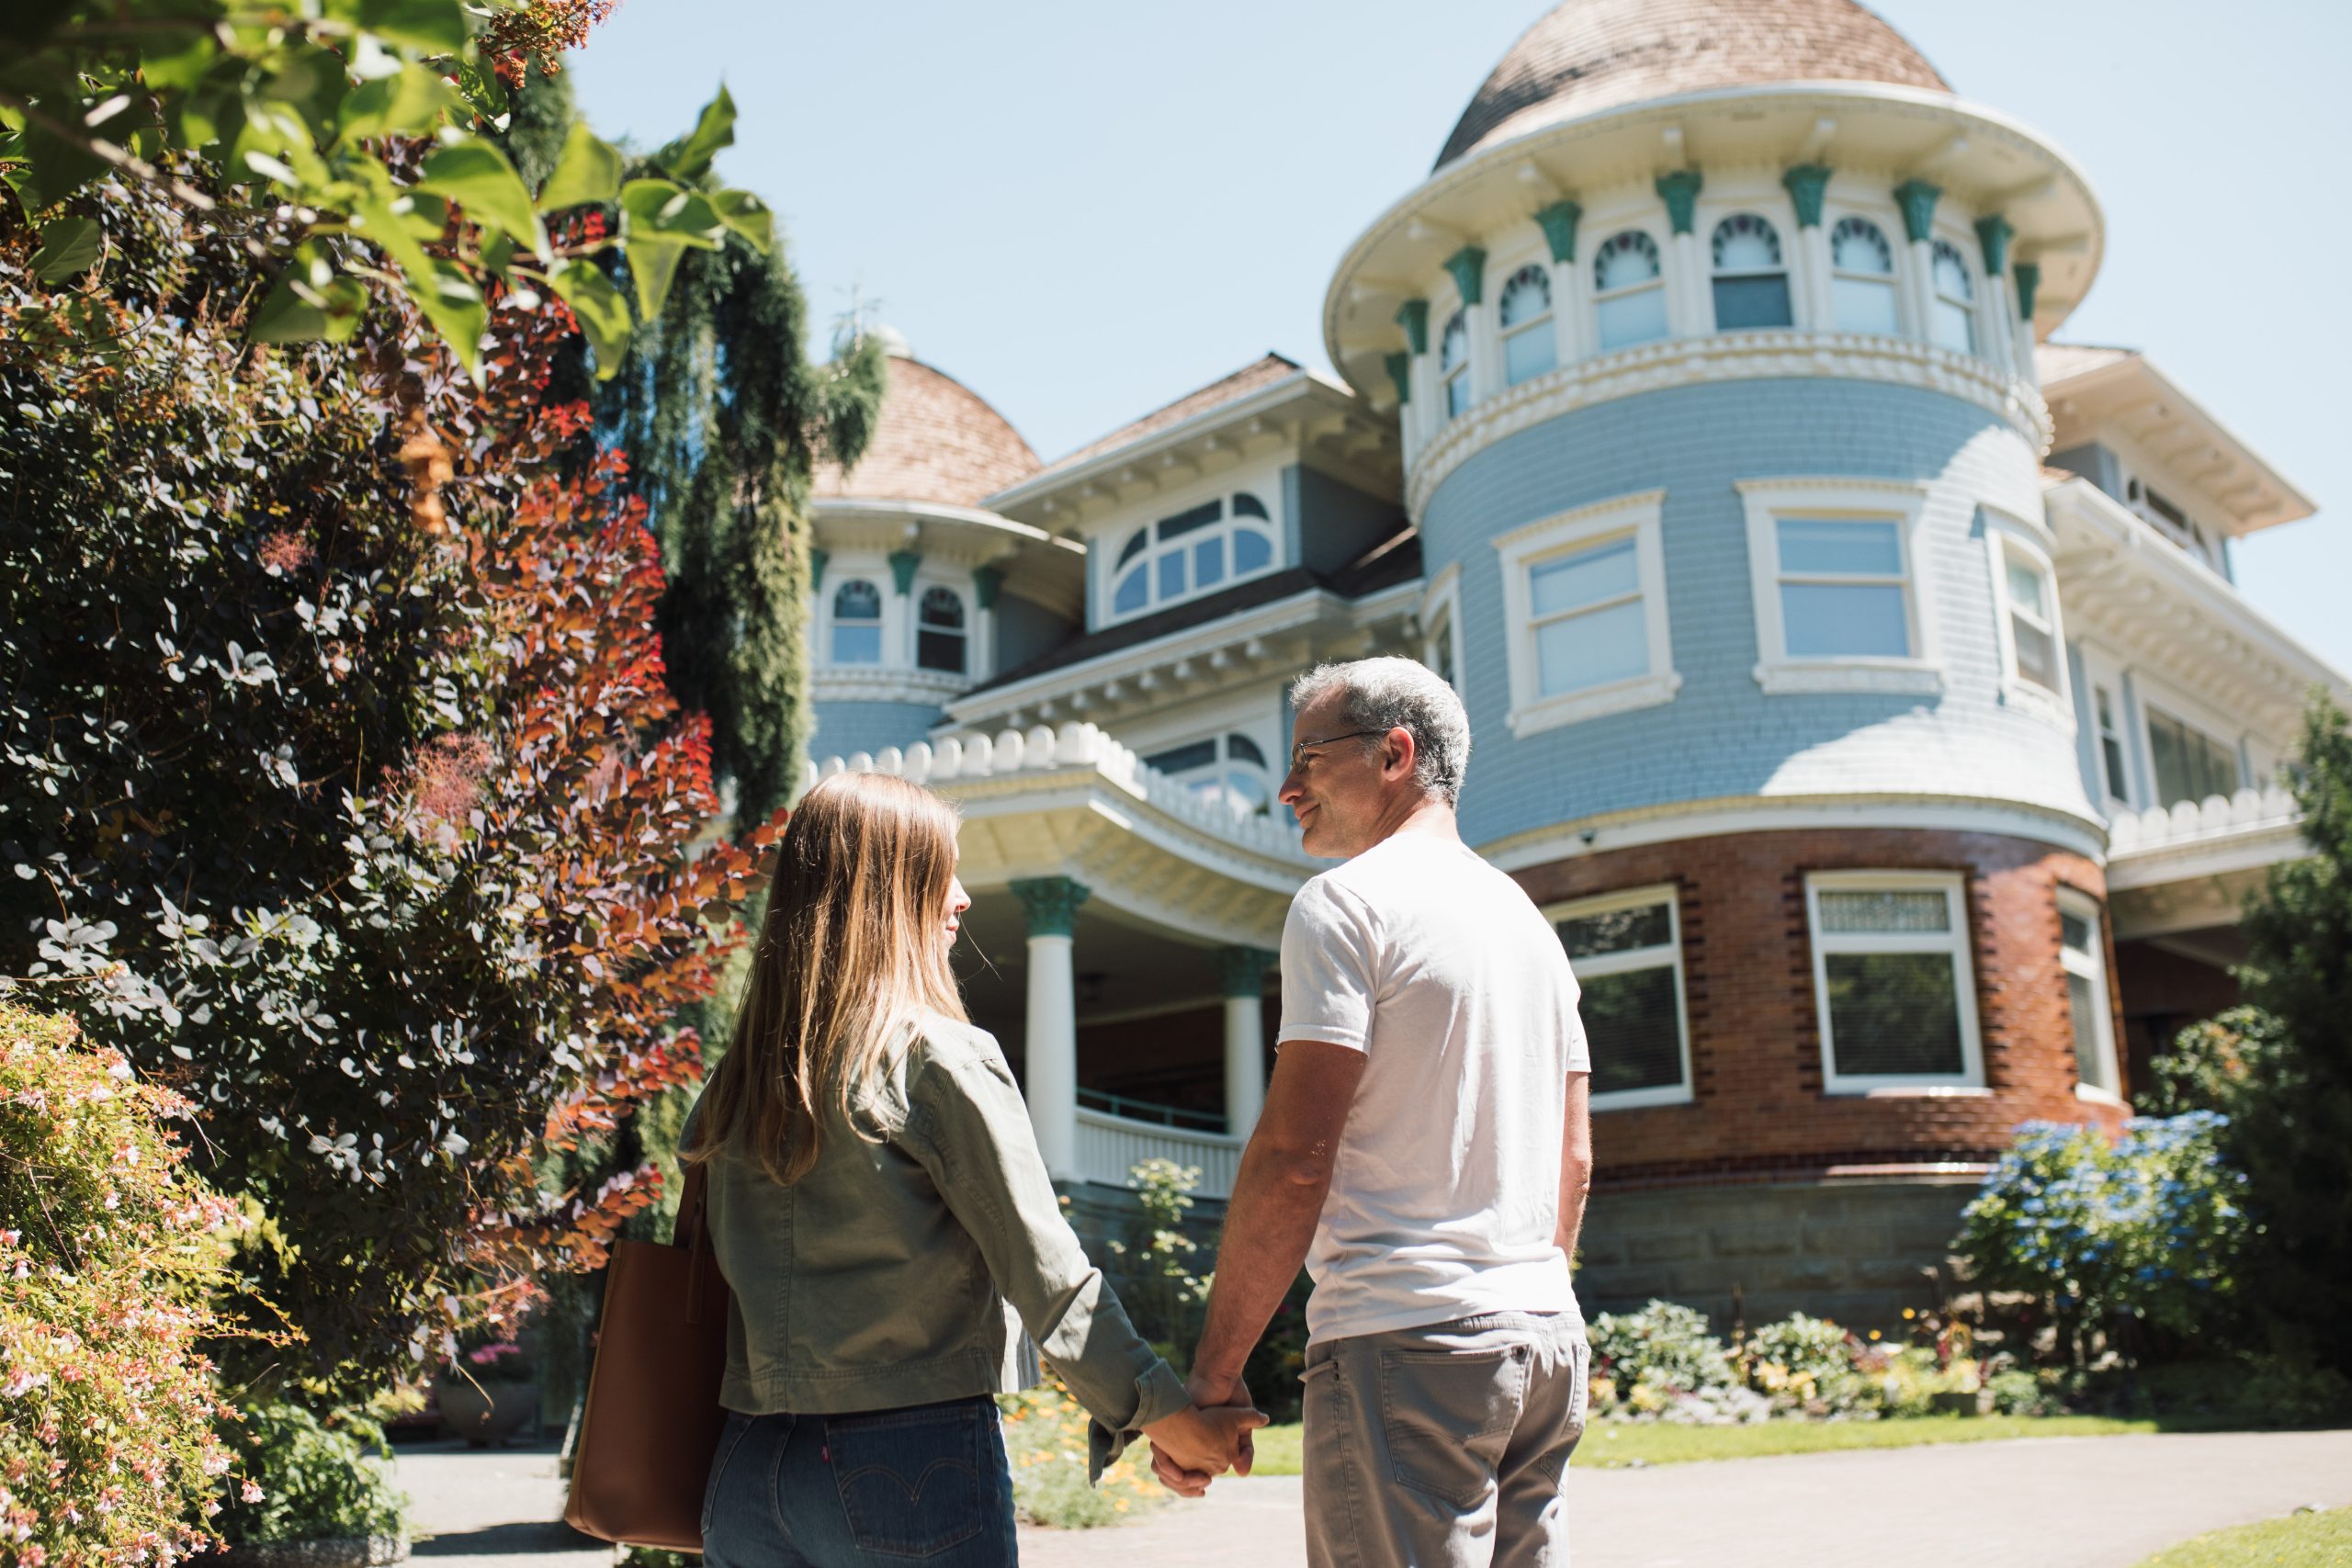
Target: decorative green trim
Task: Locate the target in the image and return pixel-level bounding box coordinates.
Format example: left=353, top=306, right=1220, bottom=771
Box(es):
left=2012, top=261, right=2041, bottom=322
left=1442, top=246, right=1488, bottom=307
left=1893, top=179, right=1941, bottom=244
left=1533, top=199, right=1581, bottom=264
left=971, top=564, right=1003, bottom=612
left=888, top=549, right=922, bottom=596
left=1781, top=164, right=1832, bottom=229
left=1974, top=214, right=2015, bottom=278
left=1394, top=299, right=1429, bottom=355
left=1218, top=945, right=1277, bottom=998
left=1011, top=876, right=1090, bottom=938
left=1655, top=170, right=1703, bottom=235
left=808, top=547, right=829, bottom=594
left=1384, top=352, right=1412, bottom=407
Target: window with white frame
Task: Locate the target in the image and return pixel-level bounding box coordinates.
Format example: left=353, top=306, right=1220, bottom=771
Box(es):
left=1740, top=479, right=1935, bottom=694
left=1929, top=239, right=1976, bottom=354
left=1551, top=888, right=1690, bottom=1107
left=2144, top=704, right=2240, bottom=809
left=1806, top=873, right=1983, bottom=1091
left=1440, top=310, right=1471, bottom=418
left=1142, top=732, right=1272, bottom=816
left=831, top=579, right=883, bottom=665
left=1829, top=217, right=1899, bottom=334
left=1710, top=213, right=1792, bottom=330
left=1422, top=568, right=1464, bottom=689
left=1107, top=492, right=1278, bottom=621
left=1499, top=264, right=1556, bottom=385
left=1493, top=489, right=1678, bottom=735
left=2058, top=890, right=2120, bottom=1098
left=916, top=585, right=967, bottom=674
left=2093, top=684, right=2132, bottom=807
left=1989, top=532, right=2064, bottom=697
left=1593, top=231, right=1667, bottom=350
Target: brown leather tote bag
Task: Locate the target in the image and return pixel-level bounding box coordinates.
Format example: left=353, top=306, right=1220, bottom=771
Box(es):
left=563, top=1160, right=732, bottom=1551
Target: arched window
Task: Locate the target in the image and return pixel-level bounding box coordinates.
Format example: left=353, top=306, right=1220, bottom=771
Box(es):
left=1144, top=732, right=1272, bottom=817
left=1107, top=492, right=1279, bottom=620
left=1710, top=214, right=1791, bottom=330
left=1499, top=264, right=1556, bottom=385
left=1829, top=218, right=1899, bottom=334
left=1440, top=310, right=1471, bottom=418
left=1592, top=231, right=1666, bottom=350
left=830, top=579, right=882, bottom=664
left=1930, top=239, right=1976, bottom=354
left=916, top=585, right=966, bottom=673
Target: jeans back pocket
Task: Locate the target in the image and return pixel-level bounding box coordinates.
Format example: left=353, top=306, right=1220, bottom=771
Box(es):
left=1375, top=1345, right=1531, bottom=1509
left=824, top=1402, right=987, bottom=1559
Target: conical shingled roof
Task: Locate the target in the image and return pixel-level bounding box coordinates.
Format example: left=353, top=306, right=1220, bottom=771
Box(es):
left=1433, top=0, right=1950, bottom=170
left=812, top=352, right=1039, bottom=510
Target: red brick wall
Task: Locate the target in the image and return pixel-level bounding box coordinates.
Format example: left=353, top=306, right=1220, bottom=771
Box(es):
left=1511, top=827, right=2130, bottom=1187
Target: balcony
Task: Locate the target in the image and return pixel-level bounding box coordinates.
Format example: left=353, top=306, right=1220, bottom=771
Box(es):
left=2105, top=785, right=2305, bottom=940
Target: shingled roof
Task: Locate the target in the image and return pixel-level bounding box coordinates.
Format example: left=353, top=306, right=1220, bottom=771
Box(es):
left=813, top=353, right=1039, bottom=510
left=1023, top=355, right=1305, bottom=485
left=1434, top=0, right=1950, bottom=170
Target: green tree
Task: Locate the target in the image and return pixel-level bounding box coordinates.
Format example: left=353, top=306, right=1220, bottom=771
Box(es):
left=2217, top=694, right=2352, bottom=1371
left=2, top=0, right=773, bottom=380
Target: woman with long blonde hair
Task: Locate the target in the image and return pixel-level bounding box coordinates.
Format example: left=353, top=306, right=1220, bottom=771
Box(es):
left=685, top=773, right=1257, bottom=1566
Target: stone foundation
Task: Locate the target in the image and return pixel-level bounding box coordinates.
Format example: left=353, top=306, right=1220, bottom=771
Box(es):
left=1573, top=1175, right=1983, bottom=1331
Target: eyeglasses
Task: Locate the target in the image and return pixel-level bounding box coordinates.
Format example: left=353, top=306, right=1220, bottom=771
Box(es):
left=1288, top=729, right=1386, bottom=773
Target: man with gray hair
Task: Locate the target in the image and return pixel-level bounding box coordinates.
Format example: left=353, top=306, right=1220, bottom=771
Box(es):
left=1160, top=655, right=1595, bottom=1565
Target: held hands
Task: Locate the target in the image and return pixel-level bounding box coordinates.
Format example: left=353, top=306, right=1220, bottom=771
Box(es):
left=1144, top=1372, right=1264, bottom=1498
left=1140, top=1382, right=1267, bottom=1499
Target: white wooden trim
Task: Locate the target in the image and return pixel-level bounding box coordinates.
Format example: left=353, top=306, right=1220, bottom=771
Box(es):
left=1982, top=516, right=2074, bottom=724
left=1419, top=562, right=1466, bottom=693
left=1543, top=884, right=1693, bottom=1111
left=1491, top=489, right=1679, bottom=737
left=1805, top=869, right=1984, bottom=1094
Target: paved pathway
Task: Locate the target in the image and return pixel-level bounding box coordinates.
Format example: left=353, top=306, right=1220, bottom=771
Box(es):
left=396, top=1428, right=2352, bottom=1568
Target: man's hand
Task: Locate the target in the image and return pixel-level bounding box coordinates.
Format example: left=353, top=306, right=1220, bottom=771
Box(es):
left=1185, top=1371, right=1258, bottom=1475
left=1142, top=1395, right=1265, bottom=1497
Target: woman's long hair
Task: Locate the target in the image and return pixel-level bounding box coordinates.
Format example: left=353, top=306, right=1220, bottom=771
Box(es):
left=685, top=772, right=969, bottom=1184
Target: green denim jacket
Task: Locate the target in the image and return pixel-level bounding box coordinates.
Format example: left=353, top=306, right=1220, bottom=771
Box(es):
left=686, top=1014, right=1187, bottom=1476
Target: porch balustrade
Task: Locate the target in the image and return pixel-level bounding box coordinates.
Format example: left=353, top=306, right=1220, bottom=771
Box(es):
left=1073, top=1105, right=1244, bottom=1200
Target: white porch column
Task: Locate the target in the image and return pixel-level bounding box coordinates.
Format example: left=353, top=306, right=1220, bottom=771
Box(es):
left=971, top=565, right=1004, bottom=682
left=1012, top=876, right=1089, bottom=1180
left=1219, top=945, right=1276, bottom=1141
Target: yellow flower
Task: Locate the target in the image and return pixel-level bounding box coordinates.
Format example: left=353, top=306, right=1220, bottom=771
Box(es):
left=1868, top=1330, right=1882, bottom=1341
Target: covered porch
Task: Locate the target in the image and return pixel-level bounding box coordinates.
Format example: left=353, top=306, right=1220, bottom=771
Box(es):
left=808, top=722, right=1317, bottom=1198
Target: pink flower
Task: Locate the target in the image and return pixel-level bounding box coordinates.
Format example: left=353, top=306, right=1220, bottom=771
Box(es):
left=240, top=1481, right=265, bottom=1504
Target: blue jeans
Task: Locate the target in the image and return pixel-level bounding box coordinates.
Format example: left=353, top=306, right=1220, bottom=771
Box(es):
left=700, top=1397, right=1019, bottom=1567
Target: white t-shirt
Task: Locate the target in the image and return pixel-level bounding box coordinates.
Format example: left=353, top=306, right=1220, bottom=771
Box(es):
left=1278, top=831, right=1591, bottom=1343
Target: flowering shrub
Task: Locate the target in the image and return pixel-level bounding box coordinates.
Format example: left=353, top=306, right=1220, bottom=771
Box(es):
left=0, top=1004, right=244, bottom=1568
left=1588, top=1301, right=1736, bottom=1399
left=995, top=1381, right=1160, bottom=1530
left=1955, top=1112, right=2251, bottom=1356
left=209, top=1404, right=405, bottom=1549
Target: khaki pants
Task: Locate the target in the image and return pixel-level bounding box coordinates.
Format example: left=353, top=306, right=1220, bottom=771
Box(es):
left=1300, top=1311, right=1589, bottom=1568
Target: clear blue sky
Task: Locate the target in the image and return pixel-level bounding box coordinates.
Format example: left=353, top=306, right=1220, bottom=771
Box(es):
left=569, top=0, right=2350, bottom=679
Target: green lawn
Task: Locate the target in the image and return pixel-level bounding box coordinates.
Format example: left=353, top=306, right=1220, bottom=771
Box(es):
left=2136, top=1506, right=2352, bottom=1566
left=1244, top=1414, right=2165, bottom=1477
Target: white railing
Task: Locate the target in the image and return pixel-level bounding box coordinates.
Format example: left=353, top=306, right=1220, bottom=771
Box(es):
left=804, top=720, right=1306, bottom=859
left=2106, top=785, right=2300, bottom=855
left=1073, top=1107, right=1244, bottom=1200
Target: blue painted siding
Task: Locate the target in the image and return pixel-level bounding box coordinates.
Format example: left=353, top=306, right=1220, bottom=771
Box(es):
left=1419, top=378, right=2096, bottom=849
left=810, top=700, right=944, bottom=761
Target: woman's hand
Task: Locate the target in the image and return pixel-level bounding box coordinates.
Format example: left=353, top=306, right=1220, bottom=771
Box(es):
left=1140, top=1401, right=1269, bottom=1497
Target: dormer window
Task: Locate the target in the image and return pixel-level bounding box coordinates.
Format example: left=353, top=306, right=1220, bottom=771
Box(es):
left=1440, top=310, right=1472, bottom=417
left=1829, top=218, right=1898, bottom=334
left=1499, top=265, right=1556, bottom=385
left=831, top=579, right=883, bottom=664
left=1107, top=492, right=1279, bottom=621
left=1594, top=231, right=1667, bottom=350
left=1710, top=214, right=1791, bottom=330
left=917, top=585, right=967, bottom=674
left=1930, top=239, right=1976, bottom=354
